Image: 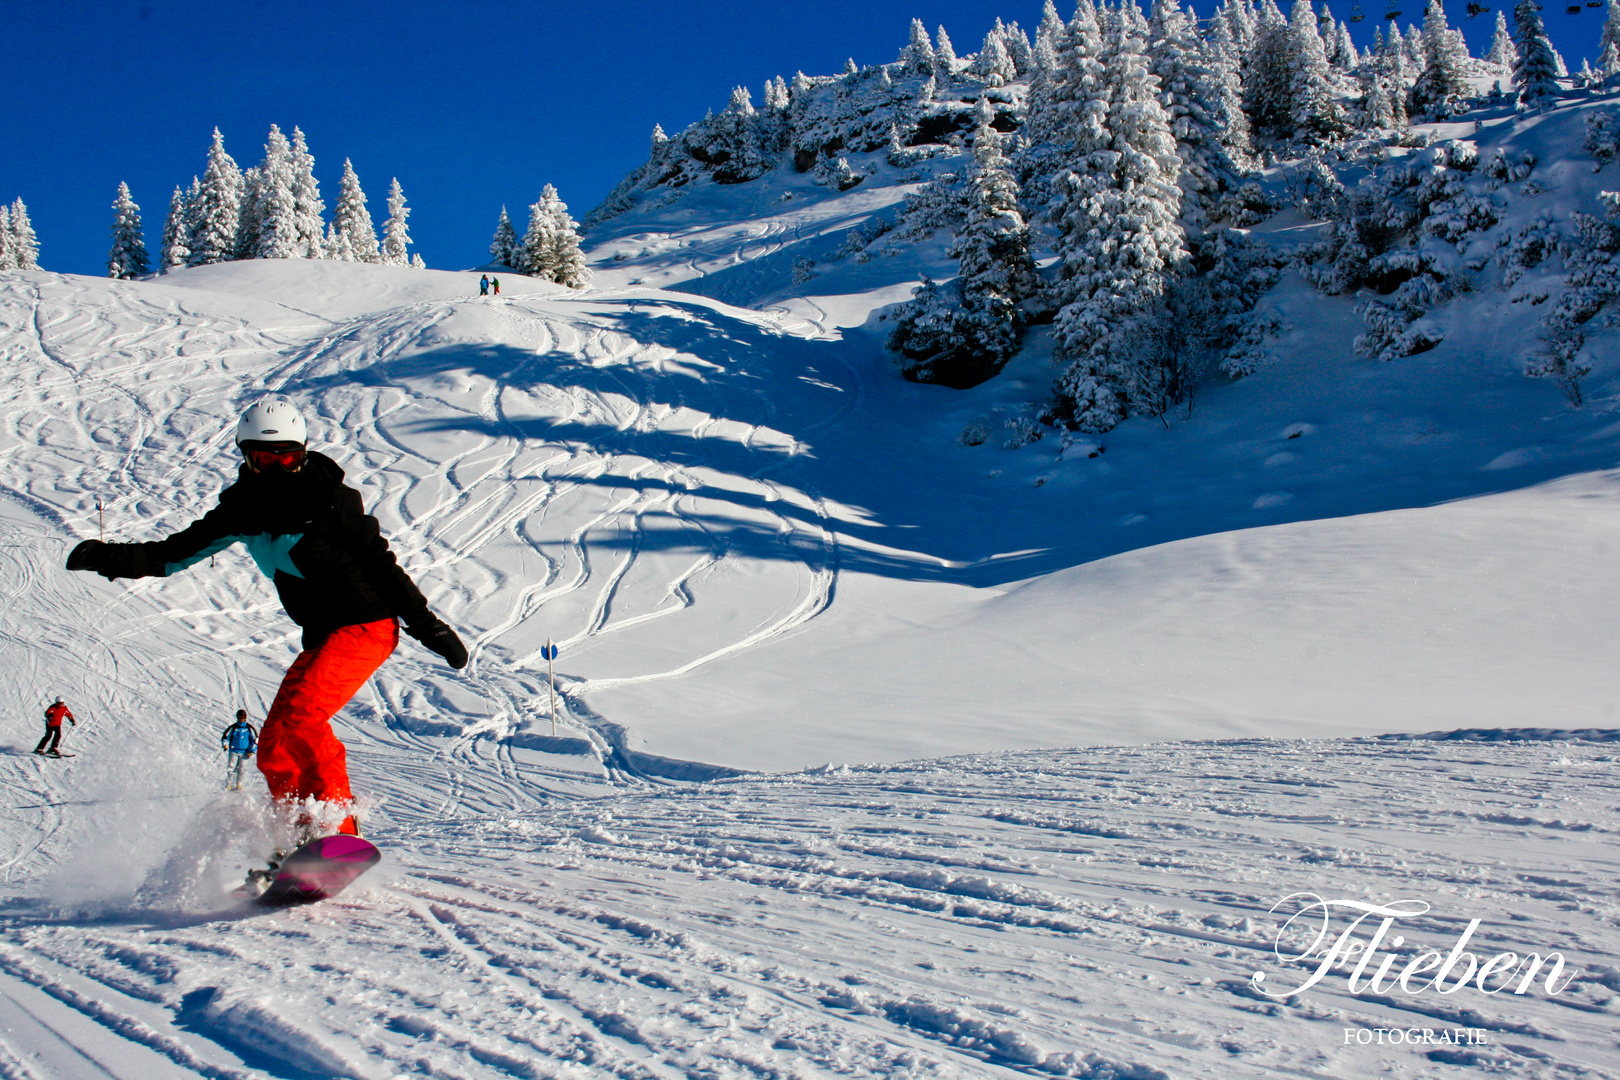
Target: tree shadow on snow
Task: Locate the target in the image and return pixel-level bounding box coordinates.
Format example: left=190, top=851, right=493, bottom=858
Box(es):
left=284, top=295, right=1620, bottom=588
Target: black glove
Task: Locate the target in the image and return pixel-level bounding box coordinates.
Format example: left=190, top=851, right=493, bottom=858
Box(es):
left=66, top=539, right=141, bottom=580
left=406, top=615, right=469, bottom=669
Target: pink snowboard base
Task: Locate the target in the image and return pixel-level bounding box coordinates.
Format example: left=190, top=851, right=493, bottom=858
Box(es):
left=257, top=834, right=381, bottom=907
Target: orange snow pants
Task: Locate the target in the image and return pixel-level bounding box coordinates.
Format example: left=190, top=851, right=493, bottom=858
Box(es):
left=258, top=619, right=397, bottom=831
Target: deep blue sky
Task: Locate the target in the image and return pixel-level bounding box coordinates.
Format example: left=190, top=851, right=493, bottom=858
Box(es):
left=3, top=1, right=1606, bottom=278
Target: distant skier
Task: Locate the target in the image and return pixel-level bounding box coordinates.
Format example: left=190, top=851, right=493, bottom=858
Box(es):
left=479, top=274, right=489, bottom=296
left=65, top=398, right=468, bottom=843
left=34, top=697, right=75, bottom=756
left=491, top=277, right=500, bottom=296
left=221, top=709, right=259, bottom=791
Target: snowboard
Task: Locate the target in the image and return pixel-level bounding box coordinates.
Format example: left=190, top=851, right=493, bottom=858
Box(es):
left=256, top=834, right=380, bottom=907
left=34, top=752, right=75, bottom=758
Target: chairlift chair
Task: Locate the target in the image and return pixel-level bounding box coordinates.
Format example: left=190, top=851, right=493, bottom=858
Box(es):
left=1465, top=1, right=1489, bottom=16
left=1566, top=3, right=1582, bottom=12
left=1587, top=1, right=1602, bottom=8
left=1350, top=0, right=1365, bottom=20
left=1384, top=0, right=1402, bottom=20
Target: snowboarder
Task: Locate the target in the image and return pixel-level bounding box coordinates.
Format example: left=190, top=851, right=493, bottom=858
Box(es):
left=491, top=277, right=500, bottom=296
left=65, top=398, right=468, bottom=843
left=34, top=697, right=75, bottom=756
left=479, top=274, right=489, bottom=296
left=221, top=708, right=258, bottom=791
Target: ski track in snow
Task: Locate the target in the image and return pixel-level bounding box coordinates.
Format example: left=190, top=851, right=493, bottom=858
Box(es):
left=3, top=740, right=1618, bottom=1079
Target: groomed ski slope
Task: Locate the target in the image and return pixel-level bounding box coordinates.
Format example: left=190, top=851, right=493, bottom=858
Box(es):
left=0, top=257, right=1616, bottom=1077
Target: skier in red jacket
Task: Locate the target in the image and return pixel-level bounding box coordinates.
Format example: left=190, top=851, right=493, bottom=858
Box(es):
left=34, top=698, right=75, bottom=756
left=66, top=398, right=467, bottom=841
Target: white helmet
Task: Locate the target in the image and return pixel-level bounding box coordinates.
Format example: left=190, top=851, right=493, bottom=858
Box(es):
left=236, top=398, right=307, bottom=446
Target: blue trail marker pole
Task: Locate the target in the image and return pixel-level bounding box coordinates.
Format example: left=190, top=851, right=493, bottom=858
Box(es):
left=541, top=640, right=560, bottom=735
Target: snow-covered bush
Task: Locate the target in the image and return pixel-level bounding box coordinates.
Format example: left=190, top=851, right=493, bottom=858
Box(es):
left=1354, top=252, right=1456, bottom=360
left=1498, top=212, right=1561, bottom=286
left=1220, top=310, right=1287, bottom=376
left=1585, top=110, right=1620, bottom=169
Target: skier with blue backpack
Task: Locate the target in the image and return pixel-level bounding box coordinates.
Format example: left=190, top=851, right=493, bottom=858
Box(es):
left=221, top=709, right=258, bottom=791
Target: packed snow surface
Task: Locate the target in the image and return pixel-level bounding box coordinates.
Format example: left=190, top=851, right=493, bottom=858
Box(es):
left=0, top=250, right=1617, bottom=1077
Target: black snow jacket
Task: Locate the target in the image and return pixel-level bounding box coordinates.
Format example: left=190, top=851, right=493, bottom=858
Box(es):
left=81, top=451, right=434, bottom=648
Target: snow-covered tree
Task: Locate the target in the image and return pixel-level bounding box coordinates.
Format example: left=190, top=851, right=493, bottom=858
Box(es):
left=1150, top=0, right=1249, bottom=222
left=900, top=18, right=936, bottom=75
left=521, top=185, right=588, bottom=288
left=934, top=26, right=959, bottom=75
left=8, top=199, right=39, bottom=270
left=976, top=29, right=1017, bottom=85
left=289, top=127, right=325, bottom=259
left=380, top=178, right=412, bottom=266
left=107, top=182, right=148, bottom=279
left=1513, top=0, right=1562, bottom=109
left=1604, top=0, right=1620, bottom=66
left=1412, top=0, right=1473, bottom=112
left=160, top=186, right=190, bottom=271
left=1243, top=0, right=1299, bottom=140
left=332, top=159, right=379, bottom=262
left=251, top=125, right=300, bottom=259
left=234, top=166, right=262, bottom=260
left=1486, top=11, right=1518, bottom=72
left=890, top=104, right=1038, bottom=387
left=187, top=128, right=243, bottom=266
left=0, top=205, right=11, bottom=271
left=1052, top=15, right=1187, bottom=430
left=1286, top=0, right=1345, bottom=139
left=489, top=206, right=519, bottom=267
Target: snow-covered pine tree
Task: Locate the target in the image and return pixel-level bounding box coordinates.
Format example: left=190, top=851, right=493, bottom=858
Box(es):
left=1514, top=0, right=1562, bottom=109
left=1286, top=0, right=1345, bottom=140
left=520, top=196, right=550, bottom=277
left=891, top=103, right=1038, bottom=386
left=234, top=165, right=262, bottom=260
left=107, top=182, right=148, bottom=279
left=187, top=128, right=243, bottom=266
left=1222, top=0, right=1257, bottom=51
left=1412, top=0, right=1473, bottom=113
left=252, top=125, right=300, bottom=259
left=333, top=159, right=379, bottom=262
left=289, top=127, right=325, bottom=259
left=1486, top=11, right=1518, bottom=72
left=1150, top=0, right=1249, bottom=224
left=977, top=30, right=1017, bottom=86
left=1052, top=12, right=1187, bottom=430
left=1603, top=40, right=1620, bottom=81
left=1333, top=21, right=1357, bottom=70
left=160, top=186, right=190, bottom=271
left=9, top=199, right=39, bottom=270
left=1404, top=23, right=1425, bottom=68
left=1026, top=0, right=1109, bottom=151
left=901, top=18, right=936, bottom=75
left=1602, top=0, right=1620, bottom=74
left=380, top=178, right=412, bottom=266
left=934, top=27, right=959, bottom=76
left=1000, top=19, right=1035, bottom=74
left=540, top=186, right=589, bottom=288
left=489, top=206, right=519, bottom=267
left=1243, top=0, right=1297, bottom=139
left=0, top=206, right=11, bottom=271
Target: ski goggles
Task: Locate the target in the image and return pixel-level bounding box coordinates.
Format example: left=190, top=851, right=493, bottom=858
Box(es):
left=243, top=445, right=307, bottom=472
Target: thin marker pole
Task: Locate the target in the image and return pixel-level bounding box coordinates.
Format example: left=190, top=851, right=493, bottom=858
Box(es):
left=547, top=638, right=557, bottom=736
left=97, top=500, right=103, bottom=541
